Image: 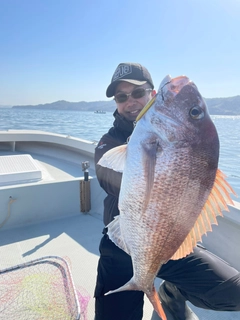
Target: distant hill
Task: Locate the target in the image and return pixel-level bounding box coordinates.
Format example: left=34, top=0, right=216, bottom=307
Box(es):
left=10, top=95, right=240, bottom=115
left=12, top=100, right=116, bottom=112
left=204, top=96, right=240, bottom=115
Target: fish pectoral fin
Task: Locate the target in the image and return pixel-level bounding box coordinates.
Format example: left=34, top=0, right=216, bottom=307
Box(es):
left=142, top=138, right=159, bottom=207
left=171, top=169, right=236, bottom=260
left=98, top=145, right=127, bottom=172
left=107, top=216, right=130, bottom=255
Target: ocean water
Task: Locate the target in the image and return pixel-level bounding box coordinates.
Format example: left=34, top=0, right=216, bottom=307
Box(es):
left=0, top=108, right=239, bottom=200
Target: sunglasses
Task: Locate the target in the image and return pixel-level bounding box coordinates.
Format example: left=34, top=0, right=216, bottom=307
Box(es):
left=114, top=88, right=152, bottom=103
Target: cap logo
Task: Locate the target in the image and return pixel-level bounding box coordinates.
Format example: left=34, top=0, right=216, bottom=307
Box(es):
left=112, top=64, right=132, bottom=81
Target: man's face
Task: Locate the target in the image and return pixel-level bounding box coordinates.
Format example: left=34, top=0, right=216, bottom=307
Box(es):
left=114, top=82, right=155, bottom=121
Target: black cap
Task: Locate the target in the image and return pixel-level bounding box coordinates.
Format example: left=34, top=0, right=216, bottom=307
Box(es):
left=106, top=62, right=154, bottom=98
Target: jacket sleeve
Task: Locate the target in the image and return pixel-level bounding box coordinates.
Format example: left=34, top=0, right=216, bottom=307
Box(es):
left=94, top=135, right=122, bottom=198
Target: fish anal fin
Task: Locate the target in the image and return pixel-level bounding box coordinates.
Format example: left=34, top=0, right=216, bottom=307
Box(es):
left=170, top=232, right=194, bottom=260
left=171, top=169, right=236, bottom=260
left=98, top=144, right=127, bottom=172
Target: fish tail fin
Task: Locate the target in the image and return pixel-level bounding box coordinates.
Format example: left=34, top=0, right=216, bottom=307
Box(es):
left=104, top=278, right=138, bottom=296
left=146, top=287, right=167, bottom=320
left=104, top=279, right=167, bottom=319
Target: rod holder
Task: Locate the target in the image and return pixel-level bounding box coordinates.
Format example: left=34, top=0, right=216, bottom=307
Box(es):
left=80, top=161, right=91, bottom=213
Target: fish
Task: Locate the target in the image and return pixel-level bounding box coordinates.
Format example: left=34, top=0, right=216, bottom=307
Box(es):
left=98, top=75, right=236, bottom=320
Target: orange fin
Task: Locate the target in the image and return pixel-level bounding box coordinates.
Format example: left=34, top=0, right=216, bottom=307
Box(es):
left=171, top=169, right=236, bottom=260
left=146, top=287, right=167, bottom=320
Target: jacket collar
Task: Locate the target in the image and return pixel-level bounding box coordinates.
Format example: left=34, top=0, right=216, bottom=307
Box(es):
left=113, top=109, right=135, bottom=134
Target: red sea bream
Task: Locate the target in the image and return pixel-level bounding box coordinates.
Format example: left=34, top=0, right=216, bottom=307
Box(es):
left=98, top=75, right=235, bottom=319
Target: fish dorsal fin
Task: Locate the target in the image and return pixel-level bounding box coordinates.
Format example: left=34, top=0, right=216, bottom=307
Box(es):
left=107, top=216, right=131, bottom=255
left=98, top=144, right=127, bottom=173
left=170, top=169, right=236, bottom=260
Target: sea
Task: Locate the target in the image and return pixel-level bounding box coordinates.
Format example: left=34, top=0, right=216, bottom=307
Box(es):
left=1, top=108, right=239, bottom=201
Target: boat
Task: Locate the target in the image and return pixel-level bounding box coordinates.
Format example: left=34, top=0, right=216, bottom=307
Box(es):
left=94, top=110, right=106, bottom=114
left=0, top=129, right=239, bottom=320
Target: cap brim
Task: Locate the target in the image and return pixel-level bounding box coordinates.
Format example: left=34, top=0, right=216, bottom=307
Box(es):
left=106, top=79, right=147, bottom=98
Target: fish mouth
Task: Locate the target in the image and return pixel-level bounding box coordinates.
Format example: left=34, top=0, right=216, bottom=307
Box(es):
left=159, top=75, right=193, bottom=100
left=137, top=75, right=198, bottom=126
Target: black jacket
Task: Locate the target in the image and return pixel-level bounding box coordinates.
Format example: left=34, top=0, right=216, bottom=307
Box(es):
left=94, top=110, right=135, bottom=225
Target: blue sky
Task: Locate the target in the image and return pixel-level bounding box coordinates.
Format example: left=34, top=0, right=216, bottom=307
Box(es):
left=0, top=0, right=240, bottom=105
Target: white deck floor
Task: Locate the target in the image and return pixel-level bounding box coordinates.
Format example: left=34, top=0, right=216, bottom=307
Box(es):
left=0, top=212, right=239, bottom=320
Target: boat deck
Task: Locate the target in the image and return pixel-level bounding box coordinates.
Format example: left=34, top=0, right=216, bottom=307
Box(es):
left=0, top=131, right=239, bottom=319
left=0, top=213, right=239, bottom=319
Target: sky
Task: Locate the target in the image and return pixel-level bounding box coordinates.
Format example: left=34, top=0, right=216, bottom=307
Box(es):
left=0, top=0, right=240, bottom=106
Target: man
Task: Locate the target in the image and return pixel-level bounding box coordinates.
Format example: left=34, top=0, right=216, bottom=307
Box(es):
left=94, top=62, right=240, bottom=320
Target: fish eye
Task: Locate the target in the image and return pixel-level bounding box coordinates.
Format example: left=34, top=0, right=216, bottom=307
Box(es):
left=189, top=106, right=204, bottom=119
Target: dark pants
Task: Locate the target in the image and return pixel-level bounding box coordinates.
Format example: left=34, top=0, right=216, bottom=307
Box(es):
left=94, top=234, right=240, bottom=320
